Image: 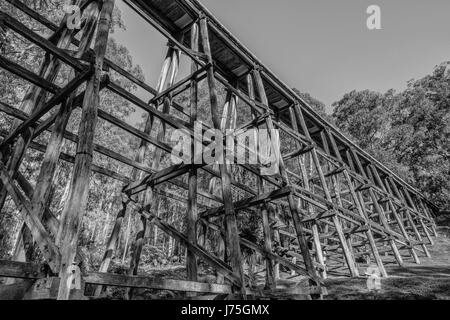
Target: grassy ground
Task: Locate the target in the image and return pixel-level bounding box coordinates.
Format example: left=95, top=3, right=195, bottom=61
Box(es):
left=97, top=226, right=450, bottom=300
left=324, top=226, right=450, bottom=300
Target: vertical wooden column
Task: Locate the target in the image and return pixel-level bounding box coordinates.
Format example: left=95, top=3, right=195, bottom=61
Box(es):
left=206, top=90, right=235, bottom=283
left=125, top=43, right=181, bottom=300
left=387, top=177, right=430, bottom=257
left=417, top=199, right=438, bottom=237
left=246, top=73, right=276, bottom=289
left=371, top=165, right=422, bottom=262
left=204, top=91, right=231, bottom=275
left=403, top=189, right=434, bottom=246
left=350, top=150, right=404, bottom=266
left=252, top=70, right=319, bottom=281
left=186, top=22, right=199, bottom=282
left=95, top=21, right=177, bottom=302
left=398, top=187, right=431, bottom=257
left=289, top=106, right=326, bottom=278
left=326, top=130, right=387, bottom=277
left=320, top=130, right=357, bottom=266
left=57, top=0, right=116, bottom=300
left=271, top=205, right=281, bottom=279
left=98, top=199, right=129, bottom=269
left=404, top=208, right=431, bottom=257
left=129, top=47, right=173, bottom=255
left=382, top=177, right=420, bottom=263
left=12, top=0, right=101, bottom=265
left=199, top=14, right=246, bottom=296
left=293, top=103, right=359, bottom=277
left=345, top=149, right=356, bottom=172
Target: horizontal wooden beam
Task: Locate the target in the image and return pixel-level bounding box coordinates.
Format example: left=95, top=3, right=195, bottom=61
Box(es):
left=0, top=12, right=87, bottom=71
left=123, top=163, right=198, bottom=195
left=84, top=272, right=232, bottom=294
left=200, top=187, right=292, bottom=219
left=0, top=69, right=92, bottom=148
left=0, top=56, right=59, bottom=94
left=147, top=63, right=210, bottom=105
left=0, top=260, right=47, bottom=279
left=0, top=259, right=323, bottom=297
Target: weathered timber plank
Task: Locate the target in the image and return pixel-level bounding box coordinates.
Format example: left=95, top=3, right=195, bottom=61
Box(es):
left=0, top=260, right=47, bottom=279
left=84, top=272, right=232, bottom=294
left=57, top=0, right=115, bottom=300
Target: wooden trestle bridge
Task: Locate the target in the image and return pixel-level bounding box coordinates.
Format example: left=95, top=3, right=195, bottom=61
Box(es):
left=0, top=0, right=440, bottom=299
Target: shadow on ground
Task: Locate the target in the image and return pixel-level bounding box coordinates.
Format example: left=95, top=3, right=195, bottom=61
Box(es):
left=324, top=227, right=450, bottom=300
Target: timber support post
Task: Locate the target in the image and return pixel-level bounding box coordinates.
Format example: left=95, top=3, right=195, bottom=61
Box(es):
left=199, top=13, right=246, bottom=297
left=56, top=0, right=116, bottom=300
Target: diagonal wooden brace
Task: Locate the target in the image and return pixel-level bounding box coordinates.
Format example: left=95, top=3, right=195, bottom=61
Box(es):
left=139, top=208, right=243, bottom=288
left=0, top=163, right=61, bottom=272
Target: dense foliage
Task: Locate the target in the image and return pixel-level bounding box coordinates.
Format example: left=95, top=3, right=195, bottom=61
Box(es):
left=330, top=62, right=450, bottom=209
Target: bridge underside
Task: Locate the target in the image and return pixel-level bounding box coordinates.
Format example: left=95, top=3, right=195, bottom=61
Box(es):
left=0, top=0, right=439, bottom=299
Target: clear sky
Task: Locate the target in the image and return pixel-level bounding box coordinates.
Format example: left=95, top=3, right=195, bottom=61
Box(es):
left=113, top=0, right=450, bottom=113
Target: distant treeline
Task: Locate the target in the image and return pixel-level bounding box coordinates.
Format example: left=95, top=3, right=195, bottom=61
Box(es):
left=295, top=62, right=450, bottom=211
